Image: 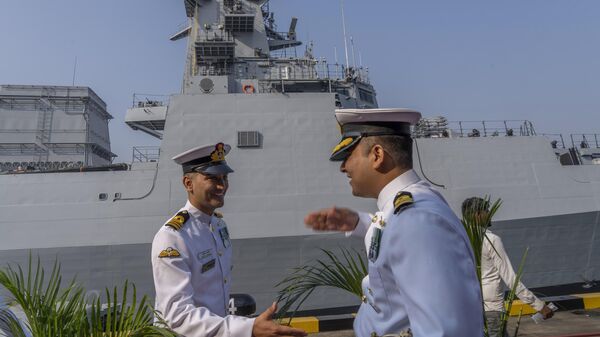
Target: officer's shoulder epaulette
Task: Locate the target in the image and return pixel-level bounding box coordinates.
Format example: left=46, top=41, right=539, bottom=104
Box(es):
left=165, top=210, right=190, bottom=231
left=393, top=191, right=414, bottom=215
left=213, top=211, right=223, bottom=219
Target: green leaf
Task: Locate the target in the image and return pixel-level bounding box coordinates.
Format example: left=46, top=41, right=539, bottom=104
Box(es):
left=275, top=247, right=367, bottom=320
left=0, top=254, right=177, bottom=337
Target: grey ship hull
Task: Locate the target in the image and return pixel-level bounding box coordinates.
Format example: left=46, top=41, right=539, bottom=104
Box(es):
left=2, top=92, right=600, bottom=310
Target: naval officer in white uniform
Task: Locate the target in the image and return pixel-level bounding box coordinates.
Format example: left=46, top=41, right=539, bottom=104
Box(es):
left=305, top=109, right=484, bottom=337
left=152, top=143, right=306, bottom=337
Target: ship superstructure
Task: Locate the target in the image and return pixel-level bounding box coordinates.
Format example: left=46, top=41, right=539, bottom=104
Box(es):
left=0, top=85, right=115, bottom=171
left=2, top=0, right=600, bottom=312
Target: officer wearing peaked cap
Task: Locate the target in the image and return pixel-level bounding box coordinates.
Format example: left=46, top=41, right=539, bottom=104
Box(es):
left=305, top=109, right=484, bottom=337
left=152, top=143, right=306, bottom=337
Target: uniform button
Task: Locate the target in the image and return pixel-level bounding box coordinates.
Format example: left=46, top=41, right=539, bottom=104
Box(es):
left=370, top=332, right=378, bottom=337
left=224, top=278, right=227, bottom=284
left=361, top=295, right=367, bottom=303
left=218, top=251, right=223, bottom=256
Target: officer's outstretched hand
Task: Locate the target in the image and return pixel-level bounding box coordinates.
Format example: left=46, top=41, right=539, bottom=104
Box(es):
left=304, top=206, right=359, bottom=232
left=252, top=302, right=307, bottom=337
left=540, top=305, right=554, bottom=319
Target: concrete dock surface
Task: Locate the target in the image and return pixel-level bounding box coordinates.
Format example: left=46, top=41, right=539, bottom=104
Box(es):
left=310, top=309, right=600, bottom=337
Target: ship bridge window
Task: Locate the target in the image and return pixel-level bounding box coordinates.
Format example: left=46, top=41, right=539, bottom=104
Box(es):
left=237, top=131, right=262, bottom=148
left=358, top=88, right=375, bottom=104
left=335, top=88, right=349, bottom=96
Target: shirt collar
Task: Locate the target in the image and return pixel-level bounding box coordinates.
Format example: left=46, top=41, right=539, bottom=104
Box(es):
left=185, top=200, right=212, bottom=224
left=377, top=169, right=421, bottom=213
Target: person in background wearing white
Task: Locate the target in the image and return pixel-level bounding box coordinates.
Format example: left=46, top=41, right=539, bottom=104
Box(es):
left=461, top=197, right=554, bottom=337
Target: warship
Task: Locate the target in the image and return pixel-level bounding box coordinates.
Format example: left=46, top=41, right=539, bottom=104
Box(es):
left=1, top=0, right=600, bottom=312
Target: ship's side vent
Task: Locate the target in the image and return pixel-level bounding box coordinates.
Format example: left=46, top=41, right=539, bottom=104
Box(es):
left=237, top=131, right=261, bottom=148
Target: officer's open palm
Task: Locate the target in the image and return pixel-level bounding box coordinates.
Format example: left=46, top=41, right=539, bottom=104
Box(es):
left=304, top=206, right=358, bottom=232
left=252, top=302, right=307, bottom=337
left=541, top=305, right=554, bottom=319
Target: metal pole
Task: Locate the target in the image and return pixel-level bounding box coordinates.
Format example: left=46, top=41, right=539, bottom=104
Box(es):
left=459, top=121, right=463, bottom=137
left=341, top=0, right=350, bottom=71
left=560, top=134, right=565, bottom=149
left=482, top=121, right=487, bottom=137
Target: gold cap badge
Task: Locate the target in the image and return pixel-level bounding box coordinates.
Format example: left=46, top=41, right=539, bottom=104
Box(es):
left=210, top=143, right=226, bottom=162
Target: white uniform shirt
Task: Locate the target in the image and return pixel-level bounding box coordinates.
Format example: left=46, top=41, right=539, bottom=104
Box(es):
left=151, top=201, right=254, bottom=337
left=481, top=230, right=545, bottom=312
left=350, top=170, right=484, bottom=337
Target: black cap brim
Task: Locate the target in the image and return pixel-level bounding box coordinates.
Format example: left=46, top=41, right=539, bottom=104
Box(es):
left=187, top=161, right=234, bottom=174
left=330, top=136, right=361, bottom=161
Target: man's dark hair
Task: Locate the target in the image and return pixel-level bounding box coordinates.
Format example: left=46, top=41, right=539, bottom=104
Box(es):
left=461, top=197, right=490, bottom=216
left=362, top=135, right=413, bottom=169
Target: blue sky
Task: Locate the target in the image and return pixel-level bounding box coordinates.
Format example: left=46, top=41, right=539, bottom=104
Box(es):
left=2, top=0, right=600, bottom=160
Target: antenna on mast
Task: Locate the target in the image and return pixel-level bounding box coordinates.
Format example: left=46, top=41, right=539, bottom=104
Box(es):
left=72, top=57, right=77, bottom=86
left=340, top=0, right=350, bottom=70
left=359, top=50, right=363, bottom=68
left=350, top=36, right=356, bottom=69
left=334, top=47, right=338, bottom=64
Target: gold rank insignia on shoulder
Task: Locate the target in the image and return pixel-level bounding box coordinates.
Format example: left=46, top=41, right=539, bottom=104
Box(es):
left=158, top=247, right=181, bottom=258
left=393, top=191, right=414, bottom=214
left=213, top=211, right=223, bottom=218
left=165, top=210, right=190, bottom=230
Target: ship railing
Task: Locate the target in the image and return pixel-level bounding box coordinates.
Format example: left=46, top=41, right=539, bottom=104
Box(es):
left=416, top=120, right=536, bottom=138
left=269, top=48, right=299, bottom=59
left=540, top=133, right=567, bottom=149
left=263, top=62, right=370, bottom=84
left=540, top=133, right=600, bottom=166
left=132, top=146, right=160, bottom=163
left=569, top=134, right=600, bottom=149
left=198, top=68, right=233, bottom=76
left=196, top=30, right=235, bottom=43
left=0, top=161, right=84, bottom=173
left=131, top=94, right=170, bottom=108
left=540, top=133, right=600, bottom=150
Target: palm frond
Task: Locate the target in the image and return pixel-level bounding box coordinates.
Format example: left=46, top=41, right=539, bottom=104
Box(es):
left=500, top=247, right=529, bottom=337
left=461, top=197, right=502, bottom=281
left=275, top=248, right=366, bottom=320
left=0, top=254, right=88, bottom=337
left=461, top=196, right=502, bottom=337
left=86, top=280, right=177, bottom=337
left=0, top=254, right=175, bottom=337
left=0, top=307, right=28, bottom=337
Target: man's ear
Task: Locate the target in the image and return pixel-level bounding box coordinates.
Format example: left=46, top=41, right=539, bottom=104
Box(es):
left=182, top=174, right=193, bottom=193
left=370, top=144, right=386, bottom=170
